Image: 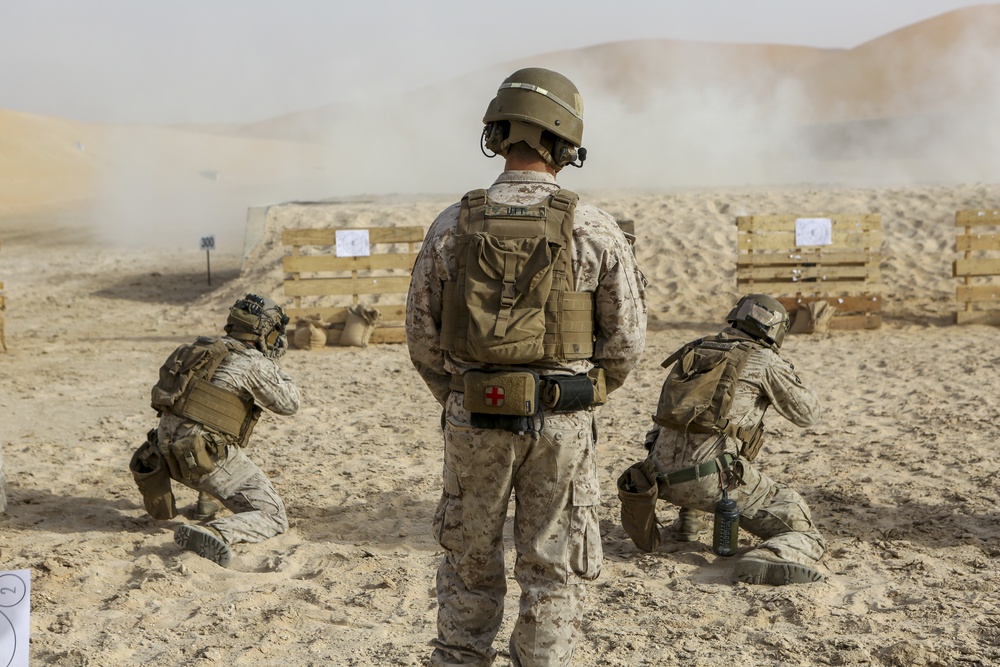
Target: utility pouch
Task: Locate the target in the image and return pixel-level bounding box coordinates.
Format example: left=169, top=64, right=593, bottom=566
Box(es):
left=616, top=459, right=661, bottom=553
left=463, top=370, right=539, bottom=417
left=588, top=367, right=607, bottom=406
left=129, top=430, right=177, bottom=520
left=164, top=432, right=220, bottom=481
left=738, top=420, right=766, bottom=461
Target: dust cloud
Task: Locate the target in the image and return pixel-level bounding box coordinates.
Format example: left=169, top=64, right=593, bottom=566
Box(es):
left=77, top=8, right=1000, bottom=253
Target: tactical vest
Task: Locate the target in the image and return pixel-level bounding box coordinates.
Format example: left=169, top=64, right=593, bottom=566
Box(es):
left=652, top=332, right=765, bottom=456
left=150, top=336, right=259, bottom=446
left=440, top=188, right=595, bottom=366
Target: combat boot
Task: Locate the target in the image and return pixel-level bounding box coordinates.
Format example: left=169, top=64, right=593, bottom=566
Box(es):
left=174, top=524, right=233, bottom=568
left=732, top=548, right=824, bottom=585
left=192, top=491, right=223, bottom=520
left=675, top=507, right=710, bottom=542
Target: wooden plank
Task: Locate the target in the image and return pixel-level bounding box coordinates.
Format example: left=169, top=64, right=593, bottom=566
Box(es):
left=738, top=230, right=884, bottom=250
left=736, top=247, right=879, bottom=262
left=956, top=310, right=1000, bottom=325
left=736, top=278, right=875, bottom=293
left=282, top=226, right=424, bottom=246
left=737, top=214, right=882, bottom=232
left=287, top=304, right=407, bottom=324
left=955, top=210, right=1000, bottom=226
left=955, top=234, right=1000, bottom=252
left=956, top=285, right=1000, bottom=303
left=953, top=258, right=1000, bottom=277
left=283, top=253, right=418, bottom=273
left=283, top=275, right=412, bottom=298
left=777, top=295, right=882, bottom=313
left=737, top=264, right=877, bottom=281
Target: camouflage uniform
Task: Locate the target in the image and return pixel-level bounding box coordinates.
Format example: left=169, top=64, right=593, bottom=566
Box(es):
left=407, top=170, right=647, bottom=666
left=155, top=338, right=299, bottom=545
left=647, top=326, right=824, bottom=567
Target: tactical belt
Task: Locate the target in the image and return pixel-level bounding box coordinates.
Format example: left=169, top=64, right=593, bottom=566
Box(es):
left=663, top=452, right=737, bottom=486
left=450, top=369, right=606, bottom=415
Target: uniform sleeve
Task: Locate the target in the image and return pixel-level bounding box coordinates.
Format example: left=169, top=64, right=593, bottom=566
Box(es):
left=761, top=353, right=820, bottom=427
left=405, top=208, right=457, bottom=407
left=592, top=223, right=648, bottom=393
left=246, top=360, right=301, bottom=416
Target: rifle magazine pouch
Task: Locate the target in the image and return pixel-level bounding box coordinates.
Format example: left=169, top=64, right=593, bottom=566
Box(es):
left=463, top=370, right=539, bottom=416
left=129, top=438, right=177, bottom=520
left=739, top=420, right=766, bottom=461
left=166, top=432, right=218, bottom=481
left=617, top=460, right=661, bottom=553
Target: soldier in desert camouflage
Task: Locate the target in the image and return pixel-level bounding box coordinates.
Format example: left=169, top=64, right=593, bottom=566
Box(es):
left=631, top=294, right=825, bottom=585
left=406, top=67, right=647, bottom=666
left=130, top=294, right=299, bottom=568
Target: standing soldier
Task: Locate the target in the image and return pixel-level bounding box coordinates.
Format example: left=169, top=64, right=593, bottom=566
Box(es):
left=619, top=294, right=825, bottom=585
left=130, top=294, right=299, bottom=567
left=406, top=67, right=647, bottom=666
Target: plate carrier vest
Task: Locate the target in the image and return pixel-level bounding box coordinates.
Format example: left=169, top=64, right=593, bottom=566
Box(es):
left=150, top=336, right=259, bottom=447
left=439, top=188, right=595, bottom=366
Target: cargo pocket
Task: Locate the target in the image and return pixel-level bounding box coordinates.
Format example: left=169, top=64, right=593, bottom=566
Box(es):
left=433, top=466, right=464, bottom=554
left=568, top=475, right=603, bottom=581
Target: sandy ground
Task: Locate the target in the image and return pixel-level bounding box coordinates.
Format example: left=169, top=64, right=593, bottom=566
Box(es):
left=2, top=183, right=1000, bottom=666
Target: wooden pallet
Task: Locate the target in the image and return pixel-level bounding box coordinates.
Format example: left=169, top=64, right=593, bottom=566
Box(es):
left=737, top=214, right=883, bottom=330
left=954, top=209, right=1000, bottom=325
left=282, top=226, right=424, bottom=344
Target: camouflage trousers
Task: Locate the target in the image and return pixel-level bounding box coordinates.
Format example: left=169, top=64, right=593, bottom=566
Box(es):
left=159, top=438, right=288, bottom=545
left=652, top=455, right=825, bottom=566
left=431, top=393, right=602, bottom=667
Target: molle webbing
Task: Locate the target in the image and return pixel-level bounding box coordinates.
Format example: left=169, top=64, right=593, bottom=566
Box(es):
left=179, top=378, right=254, bottom=440
left=440, top=188, right=594, bottom=363
left=652, top=335, right=759, bottom=444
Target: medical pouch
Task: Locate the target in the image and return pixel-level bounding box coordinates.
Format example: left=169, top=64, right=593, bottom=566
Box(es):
left=462, top=370, right=540, bottom=417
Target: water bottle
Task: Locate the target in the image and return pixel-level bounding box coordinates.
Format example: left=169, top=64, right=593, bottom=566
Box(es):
left=712, top=489, right=740, bottom=557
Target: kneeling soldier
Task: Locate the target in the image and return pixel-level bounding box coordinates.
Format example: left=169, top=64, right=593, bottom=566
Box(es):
left=130, top=294, right=299, bottom=567
left=619, top=294, right=826, bottom=585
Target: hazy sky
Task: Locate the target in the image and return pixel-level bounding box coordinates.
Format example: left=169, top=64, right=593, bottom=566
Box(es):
left=1, top=0, right=997, bottom=125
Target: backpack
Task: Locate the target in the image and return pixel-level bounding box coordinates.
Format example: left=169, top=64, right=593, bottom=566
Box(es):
left=150, top=336, right=233, bottom=416
left=652, top=332, right=764, bottom=452
left=439, top=188, right=594, bottom=365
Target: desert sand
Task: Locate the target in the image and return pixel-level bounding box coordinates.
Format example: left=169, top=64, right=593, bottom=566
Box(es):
left=3, top=4, right=1000, bottom=664
left=1, top=179, right=999, bottom=666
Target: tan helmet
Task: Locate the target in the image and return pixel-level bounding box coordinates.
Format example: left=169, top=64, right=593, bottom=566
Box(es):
left=225, top=294, right=290, bottom=359
left=482, top=67, right=587, bottom=170
left=726, top=294, right=790, bottom=349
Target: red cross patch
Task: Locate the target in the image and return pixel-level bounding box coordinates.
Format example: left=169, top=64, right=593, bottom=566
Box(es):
left=485, top=385, right=505, bottom=407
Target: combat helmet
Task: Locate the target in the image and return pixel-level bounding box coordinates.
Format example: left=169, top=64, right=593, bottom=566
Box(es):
left=726, top=294, right=790, bottom=349
left=225, top=294, right=290, bottom=359
left=482, top=67, right=587, bottom=170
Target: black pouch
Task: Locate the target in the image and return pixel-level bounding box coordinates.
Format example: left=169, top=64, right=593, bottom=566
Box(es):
left=540, top=375, right=595, bottom=412
left=616, top=459, right=661, bottom=553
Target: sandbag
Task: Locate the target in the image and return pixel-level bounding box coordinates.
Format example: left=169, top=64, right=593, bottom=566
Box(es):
left=340, top=304, right=381, bottom=347
left=292, top=317, right=328, bottom=350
